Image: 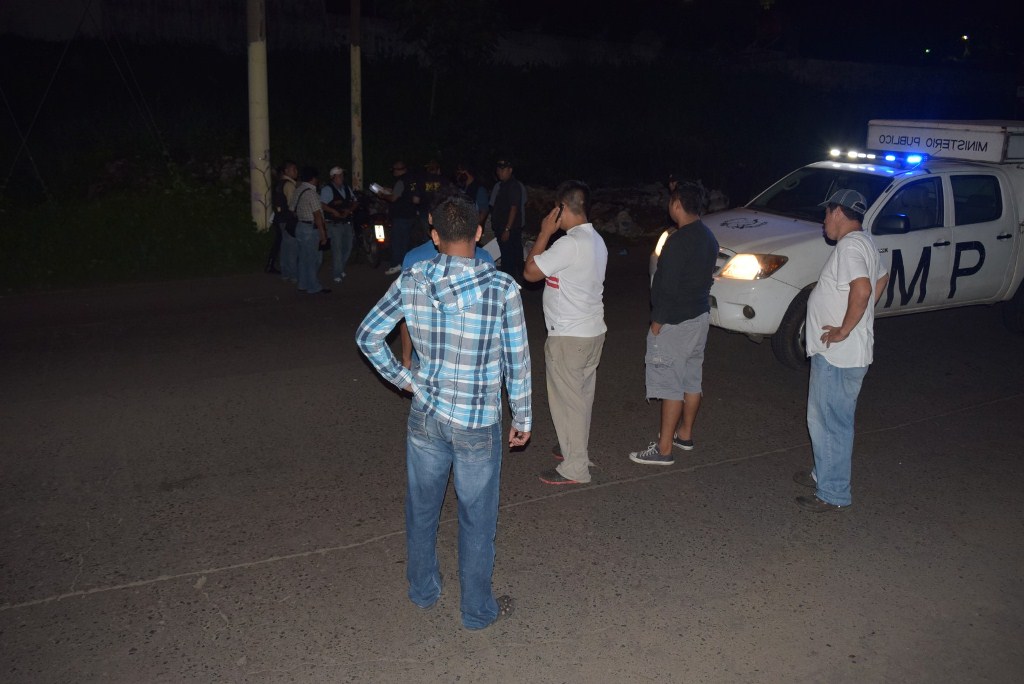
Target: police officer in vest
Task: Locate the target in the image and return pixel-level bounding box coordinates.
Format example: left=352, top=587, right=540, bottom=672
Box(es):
left=321, top=166, right=356, bottom=283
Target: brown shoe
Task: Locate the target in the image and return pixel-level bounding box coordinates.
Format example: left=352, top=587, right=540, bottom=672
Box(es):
left=792, top=470, right=816, bottom=488
left=795, top=495, right=850, bottom=512
left=538, top=468, right=582, bottom=485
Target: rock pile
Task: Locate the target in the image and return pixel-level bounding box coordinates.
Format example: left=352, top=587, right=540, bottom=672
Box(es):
left=523, top=182, right=728, bottom=238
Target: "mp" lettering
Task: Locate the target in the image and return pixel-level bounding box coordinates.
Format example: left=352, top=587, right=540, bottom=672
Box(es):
left=885, top=247, right=930, bottom=308
left=948, top=241, right=985, bottom=298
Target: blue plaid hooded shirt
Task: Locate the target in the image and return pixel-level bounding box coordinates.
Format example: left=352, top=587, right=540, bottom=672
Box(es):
left=356, top=254, right=532, bottom=432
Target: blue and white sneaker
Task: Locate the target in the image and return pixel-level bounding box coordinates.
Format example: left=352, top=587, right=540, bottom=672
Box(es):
left=672, top=435, right=694, bottom=451
left=629, top=442, right=675, bottom=466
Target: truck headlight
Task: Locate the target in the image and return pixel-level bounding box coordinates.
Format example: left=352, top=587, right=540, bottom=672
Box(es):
left=719, top=254, right=788, bottom=280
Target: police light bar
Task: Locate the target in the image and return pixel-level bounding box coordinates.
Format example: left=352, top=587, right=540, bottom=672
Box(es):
left=828, top=149, right=877, bottom=160
left=831, top=147, right=924, bottom=168
left=876, top=152, right=927, bottom=167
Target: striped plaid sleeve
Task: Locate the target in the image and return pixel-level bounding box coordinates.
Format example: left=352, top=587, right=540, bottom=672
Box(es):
left=355, top=279, right=413, bottom=390
left=499, top=281, right=532, bottom=432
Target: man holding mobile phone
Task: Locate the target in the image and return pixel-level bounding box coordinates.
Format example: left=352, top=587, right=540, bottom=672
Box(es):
left=523, top=180, right=607, bottom=485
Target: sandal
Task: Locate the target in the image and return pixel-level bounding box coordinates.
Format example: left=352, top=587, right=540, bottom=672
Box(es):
left=493, top=595, right=515, bottom=624
left=465, top=594, right=515, bottom=630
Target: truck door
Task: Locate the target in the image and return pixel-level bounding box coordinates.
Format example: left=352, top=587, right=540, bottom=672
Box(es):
left=871, top=176, right=952, bottom=312
left=947, top=173, right=1017, bottom=303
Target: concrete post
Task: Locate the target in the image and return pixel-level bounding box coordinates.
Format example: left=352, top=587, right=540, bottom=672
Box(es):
left=350, top=0, right=364, bottom=191
left=247, top=0, right=271, bottom=231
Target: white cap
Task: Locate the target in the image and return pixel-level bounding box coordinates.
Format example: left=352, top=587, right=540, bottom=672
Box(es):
left=330, top=166, right=344, bottom=177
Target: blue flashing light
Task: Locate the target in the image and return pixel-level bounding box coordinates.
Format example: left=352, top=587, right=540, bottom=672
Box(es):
left=906, top=154, right=923, bottom=165
left=884, top=154, right=897, bottom=162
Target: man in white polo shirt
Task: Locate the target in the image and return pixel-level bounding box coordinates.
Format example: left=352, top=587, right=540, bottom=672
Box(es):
left=524, top=180, right=608, bottom=485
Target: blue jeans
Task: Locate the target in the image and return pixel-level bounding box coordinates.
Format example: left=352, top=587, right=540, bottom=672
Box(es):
left=391, top=218, right=415, bottom=268
left=405, top=407, right=502, bottom=629
left=327, top=221, right=353, bottom=279
left=295, top=222, right=323, bottom=293
left=807, top=354, right=868, bottom=506
left=279, top=227, right=298, bottom=281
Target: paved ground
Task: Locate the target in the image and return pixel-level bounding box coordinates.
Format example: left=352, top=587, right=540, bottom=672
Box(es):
left=2, top=249, right=1022, bottom=683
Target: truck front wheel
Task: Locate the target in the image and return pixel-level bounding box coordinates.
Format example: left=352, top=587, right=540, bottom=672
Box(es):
left=771, top=287, right=813, bottom=370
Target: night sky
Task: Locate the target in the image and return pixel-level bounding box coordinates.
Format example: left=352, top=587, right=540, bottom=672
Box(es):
left=499, top=0, right=1021, bottom=68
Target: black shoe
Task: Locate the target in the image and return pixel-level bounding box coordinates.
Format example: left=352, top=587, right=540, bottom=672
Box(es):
left=795, top=495, right=849, bottom=512
left=265, top=265, right=281, bottom=274
left=793, top=470, right=816, bottom=488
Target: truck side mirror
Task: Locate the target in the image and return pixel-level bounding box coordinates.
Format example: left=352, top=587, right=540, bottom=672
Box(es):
left=873, top=214, right=910, bottom=235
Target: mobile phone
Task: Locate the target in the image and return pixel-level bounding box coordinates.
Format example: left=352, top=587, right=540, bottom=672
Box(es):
left=370, top=182, right=383, bottom=194
left=555, top=203, right=564, bottom=222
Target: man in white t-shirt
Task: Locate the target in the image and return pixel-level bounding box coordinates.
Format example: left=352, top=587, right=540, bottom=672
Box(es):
left=795, top=189, right=889, bottom=512
left=524, top=180, right=608, bottom=485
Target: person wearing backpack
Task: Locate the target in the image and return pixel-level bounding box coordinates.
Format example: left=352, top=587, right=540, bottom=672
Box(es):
left=271, top=161, right=299, bottom=282
left=290, top=166, right=330, bottom=295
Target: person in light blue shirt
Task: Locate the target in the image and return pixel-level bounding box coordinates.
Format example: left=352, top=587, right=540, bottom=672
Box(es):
left=402, top=237, right=493, bottom=270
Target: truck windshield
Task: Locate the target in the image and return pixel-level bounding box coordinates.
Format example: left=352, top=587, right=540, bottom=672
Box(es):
left=746, top=167, right=892, bottom=222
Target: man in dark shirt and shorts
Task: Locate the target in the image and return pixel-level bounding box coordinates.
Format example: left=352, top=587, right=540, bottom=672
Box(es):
left=630, top=181, right=719, bottom=465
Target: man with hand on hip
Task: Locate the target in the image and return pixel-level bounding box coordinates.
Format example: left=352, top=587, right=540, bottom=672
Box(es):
left=794, top=189, right=888, bottom=512
left=356, top=195, right=532, bottom=629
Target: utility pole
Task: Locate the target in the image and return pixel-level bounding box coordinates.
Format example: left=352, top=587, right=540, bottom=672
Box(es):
left=350, top=0, right=364, bottom=191
left=247, top=0, right=271, bottom=231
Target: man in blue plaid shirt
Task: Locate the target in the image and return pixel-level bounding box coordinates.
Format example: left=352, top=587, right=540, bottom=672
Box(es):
left=356, top=195, right=532, bottom=630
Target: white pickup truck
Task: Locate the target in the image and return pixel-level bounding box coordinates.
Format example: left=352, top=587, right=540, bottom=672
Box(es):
left=665, top=119, right=1024, bottom=368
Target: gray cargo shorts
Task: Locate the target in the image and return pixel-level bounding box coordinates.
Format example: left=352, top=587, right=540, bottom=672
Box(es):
left=644, top=313, right=710, bottom=400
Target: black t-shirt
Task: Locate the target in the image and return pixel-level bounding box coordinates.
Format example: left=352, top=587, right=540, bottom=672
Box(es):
left=491, top=178, right=524, bottom=233
left=651, top=220, right=719, bottom=324
left=390, top=175, right=418, bottom=220
left=419, top=171, right=446, bottom=211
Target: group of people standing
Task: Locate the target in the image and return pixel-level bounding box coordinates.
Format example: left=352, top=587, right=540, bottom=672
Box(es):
left=377, top=158, right=528, bottom=282
left=266, top=162, right=356, bottom=295
left=354, top=174, right=888, bottom=630
left=264, top=156, right=530, bottom=293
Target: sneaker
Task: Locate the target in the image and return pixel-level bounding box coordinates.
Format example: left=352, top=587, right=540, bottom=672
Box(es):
left=629, top=442, right=674, bottom=466
left=333, top=276, right=342, bottom=283
left=672, top=435, right=694, bottom=451
left=384, top=265, right=402, bottom=275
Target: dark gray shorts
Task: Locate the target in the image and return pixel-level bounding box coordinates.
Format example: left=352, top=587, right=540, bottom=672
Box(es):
left=645, top=313, right=710, bottom=399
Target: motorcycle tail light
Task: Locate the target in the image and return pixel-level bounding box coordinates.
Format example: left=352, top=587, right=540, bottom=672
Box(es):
left=374, top=224, right=386, bottom=242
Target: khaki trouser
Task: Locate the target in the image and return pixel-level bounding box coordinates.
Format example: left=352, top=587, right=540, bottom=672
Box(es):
left=545, top=334, right=606, bottom=483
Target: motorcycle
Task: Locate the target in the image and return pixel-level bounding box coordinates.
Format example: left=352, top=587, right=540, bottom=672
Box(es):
left=352, top=190, right=390, bottom=268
